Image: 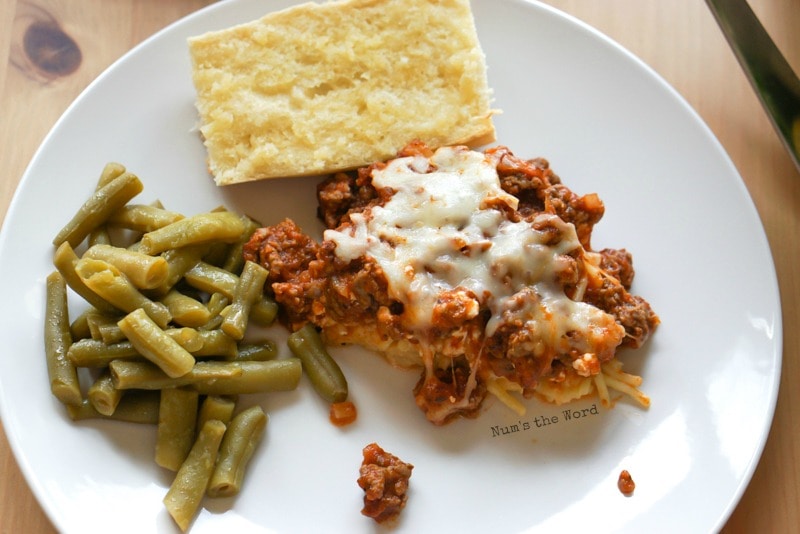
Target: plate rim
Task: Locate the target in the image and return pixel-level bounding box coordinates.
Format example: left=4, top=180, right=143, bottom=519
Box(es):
left=0, top=0, right=783, bottom=532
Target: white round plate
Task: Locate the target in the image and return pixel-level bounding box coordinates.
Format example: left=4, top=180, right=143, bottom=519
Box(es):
left=0, top=1, right=782, bottom=532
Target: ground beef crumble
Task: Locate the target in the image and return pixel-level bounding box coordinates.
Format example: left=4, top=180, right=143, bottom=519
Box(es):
left=357, top=443, right=414, bottom=524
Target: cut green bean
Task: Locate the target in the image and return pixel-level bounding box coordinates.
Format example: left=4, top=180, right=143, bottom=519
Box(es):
left=156, top=388, right=199, bottom=471
left=53, top=242, right=118, bottom=315
left=96, top=322, right=126, bottom=344
left=202, top=242, right=231, bottom=268
left=117, top=308, right=195, bottom=378
left=108, top=204, right=185, bottom=233
left=183, top=261, right=238, bottom=299
left=110, top=359, right=301, bottom=394
left=88, top=226, right=112, bottom=247
left=193, top=360, right=302, bottom=395
left=167, top=327, right=203, bottom=353
left=149, top=244, right=209, bottom=296
left=234, top=340, right=278, bottom=362
left=287, top=323, right=348, bottom=404
left=76, top=258, right=172, bottom=328
left=197, top=395, right=236, bottom=429
left=84, top=244, right=169, bottom=290
left=85, top=309, right=122, bottom=341
left=193, top=329, right=238, bottom=359
left=197, top=315, right=223, bottom=332
left=69, top=330, right=200, bottom=368
left=91, top=163, right=129, bottom=250
left=96, top=162, right=127, bottom=189
left=197, top=292, right=228, bottom=331
left=205, top=292, right=229, bottom=316
left=139, top=211, right=245, bottom=255
left=44, top=272, right=82, bottom=406
left=68, top=338, right=141, bottom=367
left=163, top=419, right=226, bottom=532
left=207, top=405, right=267, bottom=498
left=221, top=215, right=261, bottom=274
left=69, top=308, right=93, bottom=341
left=249, top=296, right=278, bottom=327
left=201, top=207, right=234, bottom=267
left=66, top=391, right=160, bottom=424
left=161, top=289, right=211, bottom=328
left=110, top=360, right=242, bottom=390
left=88, top=370, right=122, bottom=416
left=53, top=171, right=143, bottom=248
left=221, top=261, right=269, bottom=341
left=93, top=320, right=198, bottom=347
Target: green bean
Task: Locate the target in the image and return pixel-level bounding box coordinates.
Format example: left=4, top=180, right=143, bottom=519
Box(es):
left=76, top=258, right=172, bottom=329
left=109, top=359, right=301, bottom=395
left=96, top=162, right=127, bottom=189
left=197, top=395, right=236, bottom=429
left=69, top=308, right=93, bottom=341
left=199, top=207, right=234, bottom=266
left=110, top=360, right=242, bottom=390
left=108, top=204, right=185, bottom=233
left=205, top=292, right=229, bottom=316
left=156, top=388, right=199, bottom=471
left=221, top=215, right=261, bottom=274
left=88, top=226, right=112, bottom=247
left=117, top=308, right=194, bottom=378
left=202, top=242, right=231, bottom=268
left=197, top=315, right=223, bottom=332
left=53, top=171, right=143, bottom=248
left=67, top=327, right=201, bottom=368
left=53, top=242, right=118, bottom=315
left=192, top=360, right=301, bottom=395
left=196, top=292, right=228, bottom=331
left=96, top=322, right=126, bottom=344
left=44, top=272, right=82, bottom=406
left=84, top=244, right=169, bottom=290
left=151, top=244, right=209, bottom=296
left=90, top=163, right=130, bottom=252
left=234, top=340, right=278, bottom=362
left=163, top=419, right=226, bottom=532
left=249, top=296, right=278, bottom=327
left=85, top=310, right=123, bottom=341
left=139, top=211, right=246, bottom=256
left=68, top=338, right=141, bottom=367
left=167, top=327, right=204, bottom=353
left=87, top=370, right=122, bottom=416
left=66, top=391, right=160, bottom=424
left=221, top=261, right=269, bottom=341
left=192, top=329, right=238, bottom=359
left=160, top=289, right=211, bottom=328
left=183, top=261, right=238, bottom=299
left=98, top=323, right=192, bottom=347
left=287, top=323, right=348, bottom=404
left=207, top=405, right=267, bottom=498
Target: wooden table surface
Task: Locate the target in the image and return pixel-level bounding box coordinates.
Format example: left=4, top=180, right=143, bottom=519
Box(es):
left=1, top=0, right=797, bottom=532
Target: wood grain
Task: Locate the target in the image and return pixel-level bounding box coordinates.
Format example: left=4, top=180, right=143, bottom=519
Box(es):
left=0, top=0, right=797, bottom=532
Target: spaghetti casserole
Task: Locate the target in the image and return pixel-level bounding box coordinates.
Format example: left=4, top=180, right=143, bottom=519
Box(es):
left=244, top=142, right=659, bottom=424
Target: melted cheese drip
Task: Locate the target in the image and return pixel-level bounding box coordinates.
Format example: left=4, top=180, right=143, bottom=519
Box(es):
left=324, top=146, right=612, bottom=340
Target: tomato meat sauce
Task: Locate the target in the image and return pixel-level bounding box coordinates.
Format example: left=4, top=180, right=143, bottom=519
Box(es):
left=357, top=443, right=414, bottom=523
left=618, top=469, right=636, bottom=495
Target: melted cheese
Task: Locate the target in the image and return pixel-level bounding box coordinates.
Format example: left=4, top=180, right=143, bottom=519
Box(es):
left=324, top=146, right=617, bottom=342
